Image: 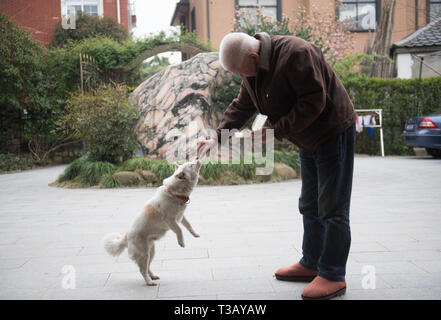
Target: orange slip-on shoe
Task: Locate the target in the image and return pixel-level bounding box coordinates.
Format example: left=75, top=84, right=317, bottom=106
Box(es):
left=301, top=276, right=346, bottom=300
left=274, top=262, right=318, bottom=282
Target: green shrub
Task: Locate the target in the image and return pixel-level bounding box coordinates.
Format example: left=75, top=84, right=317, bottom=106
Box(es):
left=51, top=12, right=128, bottom=47
left=0, top=14, right=65, bottom=154
left=0, top=153, right=36, bottom=173
left=65, top=84, right=139, bottom=164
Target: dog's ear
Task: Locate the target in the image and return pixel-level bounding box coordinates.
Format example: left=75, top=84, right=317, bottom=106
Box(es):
left=174, top=162, right=179, bottom=170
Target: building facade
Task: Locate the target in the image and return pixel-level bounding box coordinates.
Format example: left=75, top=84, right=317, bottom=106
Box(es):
left=0, top=0, right=136, bottom=47
left=171, top=0, right=441, bottom=55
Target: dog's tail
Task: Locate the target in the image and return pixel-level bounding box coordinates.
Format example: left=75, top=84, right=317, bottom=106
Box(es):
left=103, top=232, right=128, bottom=257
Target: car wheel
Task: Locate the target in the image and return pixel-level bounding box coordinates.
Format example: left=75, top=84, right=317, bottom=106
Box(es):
left=425, top=148, right=441, bottom=159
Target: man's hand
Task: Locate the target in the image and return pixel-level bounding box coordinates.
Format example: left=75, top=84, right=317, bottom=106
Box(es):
left=196, top=138, right=217, bottom=158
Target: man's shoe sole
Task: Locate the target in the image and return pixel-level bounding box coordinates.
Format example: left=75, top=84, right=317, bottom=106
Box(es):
left=301, top=287, right=346, bottom=300
left=274, top=274, right=317, bottom=282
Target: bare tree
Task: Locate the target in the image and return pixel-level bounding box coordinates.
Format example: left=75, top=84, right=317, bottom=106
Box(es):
left=367, top=0, right=396, bottom=77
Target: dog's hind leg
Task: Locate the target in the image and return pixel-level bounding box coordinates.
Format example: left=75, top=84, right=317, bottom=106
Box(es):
left=147, top=241, right=159, bottom=280
left=129, top=242, right=156, bottom=286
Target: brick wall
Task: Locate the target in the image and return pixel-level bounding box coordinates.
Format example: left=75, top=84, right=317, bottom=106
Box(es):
left=0, top=0, right=61, bottom=47
left=0, top=0, right=130, bottom=48
left=103, top=0, right=129, bottom=31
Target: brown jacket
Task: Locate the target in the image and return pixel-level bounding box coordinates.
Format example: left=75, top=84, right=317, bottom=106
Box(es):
left=216, top=32, right=356, bottom=152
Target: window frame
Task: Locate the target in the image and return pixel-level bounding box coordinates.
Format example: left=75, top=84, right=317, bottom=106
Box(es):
left=235, top=0, right=282, bottom=22
left=336, top=0, right=381, bottom=33
left=61, top=0, right=103, bottom=18
left=427, top=0, right=441, bottom=22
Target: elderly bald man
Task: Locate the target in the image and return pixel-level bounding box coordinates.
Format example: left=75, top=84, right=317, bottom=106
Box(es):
left=197, top=32, right=356, bottom=300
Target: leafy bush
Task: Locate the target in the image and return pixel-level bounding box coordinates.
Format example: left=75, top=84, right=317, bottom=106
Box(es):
left=0, top=14, right=63, bottom=154
left=51, top=12, right=128, bottom=47
left=0, top=153, right=36, bottom=174
left=64, top=84, right=139, bottom=164
left=45, top=31, right=188, bottom=93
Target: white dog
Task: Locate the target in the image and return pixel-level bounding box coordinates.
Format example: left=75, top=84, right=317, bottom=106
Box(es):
left=103, top=159, right=202, bottom=286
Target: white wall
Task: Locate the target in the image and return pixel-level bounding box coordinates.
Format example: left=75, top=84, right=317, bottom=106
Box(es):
left=396, top=53, right=413, bottom=79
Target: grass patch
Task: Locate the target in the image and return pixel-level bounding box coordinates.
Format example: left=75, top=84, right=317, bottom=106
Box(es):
left=56, top=156, right=116, bottom=186
left=53, top=151, right=300, bottom=188
left=100, top=173, right=121, bottom=188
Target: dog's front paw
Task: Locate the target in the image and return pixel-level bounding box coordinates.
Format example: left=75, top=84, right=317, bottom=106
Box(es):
left=178, top=240, right=185, bottom=248
left=146, top=281, right=157, bottom=286
left=193, top=233, right=200, bottom=238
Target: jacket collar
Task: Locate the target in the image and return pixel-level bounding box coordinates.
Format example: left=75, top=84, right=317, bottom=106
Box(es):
left=254, top=32, right=271, bottom=72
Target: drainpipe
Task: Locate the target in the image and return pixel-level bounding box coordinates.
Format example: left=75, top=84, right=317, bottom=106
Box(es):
left=117, top=0, right=121, bottom=24
left=206, top=0, right=210, bottom=42
left=419, top=56, right=424, bottom=80
left=415, top=0, right=418, bottom=31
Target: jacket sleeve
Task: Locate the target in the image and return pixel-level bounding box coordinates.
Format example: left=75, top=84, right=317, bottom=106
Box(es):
left=215, top=82, right=256, bottom=142
left=272, top=46, right=326, bottom=140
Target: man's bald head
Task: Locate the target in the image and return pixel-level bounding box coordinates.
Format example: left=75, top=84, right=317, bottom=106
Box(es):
left=219, top=32, right=260, bottom=73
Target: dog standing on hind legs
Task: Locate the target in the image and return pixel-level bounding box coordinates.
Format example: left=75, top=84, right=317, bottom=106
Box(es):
left=103, top=159, right=202, bottom=286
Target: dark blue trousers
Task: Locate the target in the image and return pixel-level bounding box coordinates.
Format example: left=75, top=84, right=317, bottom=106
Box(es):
left=298, top=123, right=355, bottom=282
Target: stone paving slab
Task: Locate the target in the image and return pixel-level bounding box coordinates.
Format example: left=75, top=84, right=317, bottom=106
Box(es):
left=0, top=155, right=441, bottom=300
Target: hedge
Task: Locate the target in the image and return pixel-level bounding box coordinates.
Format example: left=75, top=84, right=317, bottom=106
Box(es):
left=342, top=76, right=441, bottom=155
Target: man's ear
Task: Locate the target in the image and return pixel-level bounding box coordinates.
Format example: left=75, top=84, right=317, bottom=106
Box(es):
left=249, top=52, right=259, bottom=63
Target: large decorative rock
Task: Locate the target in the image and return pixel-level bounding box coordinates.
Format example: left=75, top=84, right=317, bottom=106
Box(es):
left=273, top=162, right=297, bottom=179
left=139, top=170, right=157, bottom=183
left=133, top=52, right=230, bottom=160
left=113, top=171, right=143, bottom=186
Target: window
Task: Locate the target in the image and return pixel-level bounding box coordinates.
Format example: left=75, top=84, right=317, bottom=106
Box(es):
left=428, top=0, right=441, bottom=22
left=338, top=0, right=379, bottom=31
left=236, top=0, right=281, bottom=23
left=61, top=0, right=103, bottom=18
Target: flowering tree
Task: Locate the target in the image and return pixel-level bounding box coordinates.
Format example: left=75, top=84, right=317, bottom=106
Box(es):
left=233, top=4, right=355, bottom=64
left=291, top=5, right=355, bottom=63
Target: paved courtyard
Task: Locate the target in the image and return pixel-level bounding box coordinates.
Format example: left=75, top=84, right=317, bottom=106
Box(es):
left=0, top=155, right=440, bottom=300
